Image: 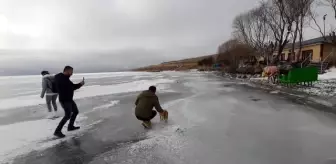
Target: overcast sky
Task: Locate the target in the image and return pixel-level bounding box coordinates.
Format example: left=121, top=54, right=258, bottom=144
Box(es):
left=0, top=0, right=333, bottom=75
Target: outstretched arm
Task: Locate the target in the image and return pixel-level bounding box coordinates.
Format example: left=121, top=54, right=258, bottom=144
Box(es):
left=73, top=82, right=83, bottom=90
left=154, top=96, right=164, bottom=113
left=40, top=78, right=47, bottom=98
left=73, top=78, right=85, bottom=90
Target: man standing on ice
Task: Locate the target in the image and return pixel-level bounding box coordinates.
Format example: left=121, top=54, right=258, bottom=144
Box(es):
left=53, top=66, right=85, bottom=138
left=135, top=86, right=167, bottom=128
left=40, top=70, right=58, bottom=119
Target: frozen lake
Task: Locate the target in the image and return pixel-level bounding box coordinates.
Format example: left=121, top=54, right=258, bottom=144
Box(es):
left=1, top=71, right=336, bottom=164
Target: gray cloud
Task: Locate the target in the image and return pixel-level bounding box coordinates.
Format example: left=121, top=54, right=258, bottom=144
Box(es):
left=0, top=0, right=332, bottom=75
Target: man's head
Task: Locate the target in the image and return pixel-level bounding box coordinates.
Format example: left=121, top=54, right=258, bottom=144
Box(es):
left=148, top=86, right=156, bottom=93
left=63, top=66, right=74, bottom=77
left=41, top=71, right=49, bottom=76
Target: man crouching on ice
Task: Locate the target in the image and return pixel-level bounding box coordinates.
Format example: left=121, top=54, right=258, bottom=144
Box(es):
left=135, top=86, right=166, bottom=128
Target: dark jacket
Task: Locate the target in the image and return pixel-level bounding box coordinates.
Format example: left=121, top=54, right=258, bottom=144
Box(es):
left=135, top=90, right=164, bottom=119
left=54, top=73, right=82, bottom=102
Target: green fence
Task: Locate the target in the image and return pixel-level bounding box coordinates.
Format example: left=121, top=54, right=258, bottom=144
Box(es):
left=279, top=67, right=318, bottom=86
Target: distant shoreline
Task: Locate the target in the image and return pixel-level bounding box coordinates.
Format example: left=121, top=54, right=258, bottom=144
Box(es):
left=0, top=54, right=213, bottom=76
left=133, top=54, right=214, bottom=72
left=0, top=71, right=134, bottom=77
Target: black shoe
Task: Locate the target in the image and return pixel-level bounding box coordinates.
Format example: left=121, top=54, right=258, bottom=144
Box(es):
left=68, top=126, right=80, bottom=131
left=54, top=131, right=66, bottom=138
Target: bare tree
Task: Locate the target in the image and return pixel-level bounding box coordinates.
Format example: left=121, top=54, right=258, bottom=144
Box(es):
left=217, top=39, right=241, bottom=54
left=309, top=9, right=327, bottom=38
left=310, top=1, right=336, bottom=39
left=216, top=40, right=256, bottom=73
left=263, top=0, right=294, bottom=63
left=292, top=0, right=314, bottom=61
left=233, top=3, right=271, bottom=59
left=232, top=0, right=298, bottom=64
left=310, top=1, right=336, bottom=65
left=285, top=0, right=302, bottom=61
left=231, top=0, right=314, bottom=64
left=320, top=0, right=336, bottom=19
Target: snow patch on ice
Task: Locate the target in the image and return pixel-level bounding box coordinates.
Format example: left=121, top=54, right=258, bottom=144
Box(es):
left=219, top=87, right=236, bottom=92
left=0, top=78, right=175, bottom=111
left=75, top=79, right=175, bottom=99
left=0, top=114, right=97, bottom=163
left=108, top=125, right=188, bottom=163
left=0, top=72, right=152, bottom=85
left=307, top=97, right=334, bottom=107
left=270, top=90, right=280, bottom=94
left=93, top=100, right=120, bottom=110
left=250, top=77, right=268, bottom=81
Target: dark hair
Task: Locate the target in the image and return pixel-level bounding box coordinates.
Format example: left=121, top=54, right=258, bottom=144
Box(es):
left=63, top=66, right=73, bottom=72
left=149, top=86, right=156, bottom=93
left=41, top=71, right=49, bottom=75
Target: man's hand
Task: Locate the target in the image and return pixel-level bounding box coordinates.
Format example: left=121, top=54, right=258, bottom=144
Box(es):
left=159, top=111, right=165, bottom=116
left=40, top=95, right=44, bottom=99
left=80, top=77, right=85, bottom=86
left=160, top=110, right=168, bottom=121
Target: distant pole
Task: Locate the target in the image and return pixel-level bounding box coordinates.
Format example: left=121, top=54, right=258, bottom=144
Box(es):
left=323, top=14, right=327, bottom=36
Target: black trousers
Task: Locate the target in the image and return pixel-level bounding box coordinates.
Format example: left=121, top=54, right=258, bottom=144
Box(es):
left=136, top=110, right=157, bottom=122
left=55, top=100, right=79, bottom=132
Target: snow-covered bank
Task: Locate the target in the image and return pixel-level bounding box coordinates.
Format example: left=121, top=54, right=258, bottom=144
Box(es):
left=248, top=67, right=336, bottom=98
left=249, top=77, right=336, bottom=97
left=319, top=67, right=336, bottom=80
left=297, top=80, right=336, bottom=97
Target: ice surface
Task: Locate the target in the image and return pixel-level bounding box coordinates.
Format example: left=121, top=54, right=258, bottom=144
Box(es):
left=0, top=72, right=178, bottom=163
left=75, top=79, right=175, bottom=100
left=0, top=72, right=151, bottom=84
left=0, top=99, right=121, bottom=163
left=0, top=78, right=175, bottom=110
left=93, top=100, right=120, bottom=110
left=0, top=115, right=98, bottom=163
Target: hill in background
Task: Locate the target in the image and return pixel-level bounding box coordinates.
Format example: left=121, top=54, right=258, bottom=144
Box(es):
left=133, top=55, right=215, bottom=72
